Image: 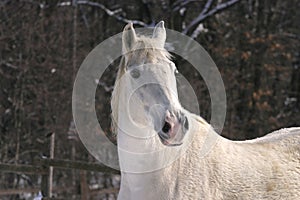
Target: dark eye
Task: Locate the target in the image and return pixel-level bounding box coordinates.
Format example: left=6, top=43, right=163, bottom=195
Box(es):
left=130, top=69, right=140, bottom=79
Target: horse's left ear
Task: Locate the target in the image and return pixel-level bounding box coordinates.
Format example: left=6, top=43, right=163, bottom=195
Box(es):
left=122, top=22, right=137, bottom=54
left=152, top=21, right=166, bottom=48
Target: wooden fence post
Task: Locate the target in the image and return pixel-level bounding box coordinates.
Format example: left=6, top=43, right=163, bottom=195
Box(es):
left=41, top=164, right=49, bottom=198
left=80, top=170, right=89, bottom=200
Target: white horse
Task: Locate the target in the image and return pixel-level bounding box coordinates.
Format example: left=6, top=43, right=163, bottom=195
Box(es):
left=111, top=21, right=300, bottom=200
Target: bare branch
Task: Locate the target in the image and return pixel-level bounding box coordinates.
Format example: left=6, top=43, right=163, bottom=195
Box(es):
left=97, top=80, right=114, bottom=92
left=20, top=0, right=149, bottom=27
left=191, top=23, right=208, bottom=39
left=1, top=61, right=19, bottom=69
left=199, top=0, right=214, bottom=17
left=182, top=0, right=241, bottom=34
left=59, top=0, right=148, bottom=27
left=172, top=0, right=201, bottom=12
left=79, top=6, right=90, bottom=28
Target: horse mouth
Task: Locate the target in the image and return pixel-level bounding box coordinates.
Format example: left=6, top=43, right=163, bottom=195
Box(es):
left=158, top=112, right=189, bottom=146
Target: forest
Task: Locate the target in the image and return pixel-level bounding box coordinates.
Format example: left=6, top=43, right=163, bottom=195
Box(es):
left=0, top=0, right=299, bottom=199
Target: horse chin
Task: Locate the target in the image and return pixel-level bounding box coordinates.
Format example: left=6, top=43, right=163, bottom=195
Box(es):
left=158, top=129, right=184, bottom=146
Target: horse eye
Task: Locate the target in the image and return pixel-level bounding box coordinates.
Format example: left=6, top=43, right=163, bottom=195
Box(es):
left=130, top=69, right=140, bottom=79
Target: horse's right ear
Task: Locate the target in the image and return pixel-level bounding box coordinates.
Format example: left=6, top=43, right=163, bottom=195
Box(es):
left=122, top=23, right=137, bottom=54
left=152, top=21, right=166, bottom=48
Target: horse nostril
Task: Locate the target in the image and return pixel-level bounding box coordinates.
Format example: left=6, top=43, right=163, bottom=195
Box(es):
left=162, top=122, right=171, bottom=133
left=184, top=117, right=189, bottom=130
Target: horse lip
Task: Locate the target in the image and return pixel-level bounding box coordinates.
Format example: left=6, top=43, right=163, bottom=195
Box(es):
left=158, top=132, right=183, bottom=146
left=158, top=131, right=170, bottom=140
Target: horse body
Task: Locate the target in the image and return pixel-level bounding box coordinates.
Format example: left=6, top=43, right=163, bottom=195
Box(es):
left=112, top=21, right=300, bottom=199
left=120, top=115, right=300, bottom=199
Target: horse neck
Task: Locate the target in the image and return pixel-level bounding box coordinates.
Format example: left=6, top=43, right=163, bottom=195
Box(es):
left=117, top=112, right=219, bottom=199
left=116, top=87, right=168, bottom=172
left=116, top=100, right=168, bottom=197
left=187, top=113, right=221, bottom=157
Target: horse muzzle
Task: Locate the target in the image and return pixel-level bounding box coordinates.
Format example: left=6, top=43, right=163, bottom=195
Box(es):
left=158, top=110, right=189, bottom=146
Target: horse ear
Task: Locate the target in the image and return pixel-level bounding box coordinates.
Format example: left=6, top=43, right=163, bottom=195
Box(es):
left=122, top=23, right=137, bottom=54
left=152, top=21, right=166, bottom=48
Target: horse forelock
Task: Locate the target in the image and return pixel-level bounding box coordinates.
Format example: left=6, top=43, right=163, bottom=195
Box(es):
left=126, top=37, right=171, bottom=65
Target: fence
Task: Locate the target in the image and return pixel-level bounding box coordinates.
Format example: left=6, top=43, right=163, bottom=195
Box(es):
left=0, top=158, right=120, bottom=199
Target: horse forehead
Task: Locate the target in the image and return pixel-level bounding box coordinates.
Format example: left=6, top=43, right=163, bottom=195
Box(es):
left=127, top=54, right=152, bottom=67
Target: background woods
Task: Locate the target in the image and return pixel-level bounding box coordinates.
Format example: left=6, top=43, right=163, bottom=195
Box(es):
left=0, top=0, right=299, bottom=199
